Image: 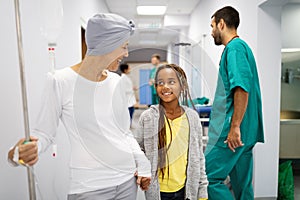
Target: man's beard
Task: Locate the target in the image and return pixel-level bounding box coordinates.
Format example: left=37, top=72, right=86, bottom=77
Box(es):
left=213, top=30, right=222, bottom=46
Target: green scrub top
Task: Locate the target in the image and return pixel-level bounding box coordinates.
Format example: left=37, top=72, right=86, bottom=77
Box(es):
left=150, top=67, right=157, bottom=95
left=208, top=37, right=264, bottom=148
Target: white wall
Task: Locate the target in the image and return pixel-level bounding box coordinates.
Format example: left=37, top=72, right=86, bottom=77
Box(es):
left=188, top=0, right=220, bottom=100
left=188, top=0, right=281, bottom=198
left=78, top=0, right=109, bottom=27
left=0, top=0, right=108, bottom=199
left=282, top=3, right=300, bottom=48
left=255, top=3, right=282, bottom=197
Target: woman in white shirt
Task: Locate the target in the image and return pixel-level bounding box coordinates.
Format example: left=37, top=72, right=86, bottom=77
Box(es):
left=8, top=13, right=151, bottom=200
left=120, top=64, right=137, bottom=123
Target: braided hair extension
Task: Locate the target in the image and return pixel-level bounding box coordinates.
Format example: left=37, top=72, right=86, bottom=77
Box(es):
left=154, top=64, right=196, bottom=180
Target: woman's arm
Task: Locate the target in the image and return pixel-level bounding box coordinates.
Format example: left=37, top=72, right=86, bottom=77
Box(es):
left=8, top=72, right=62, bottom=166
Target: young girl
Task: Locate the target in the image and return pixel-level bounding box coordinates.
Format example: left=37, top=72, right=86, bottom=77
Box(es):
left=135, top=64, right=208, bottom=200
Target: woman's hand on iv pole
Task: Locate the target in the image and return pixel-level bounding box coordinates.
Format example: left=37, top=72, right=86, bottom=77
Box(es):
left=19, top=136, right=39, bottom=166
left=8, top=136, right=39, bottom=166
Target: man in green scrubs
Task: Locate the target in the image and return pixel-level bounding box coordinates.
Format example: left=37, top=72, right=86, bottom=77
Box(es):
left=205, top=6, right=264, bottom=200
left=148, top=54, right=161, bottom=105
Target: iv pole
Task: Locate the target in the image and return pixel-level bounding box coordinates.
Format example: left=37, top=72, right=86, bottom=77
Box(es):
left=13, top=0, right=37, bottom=199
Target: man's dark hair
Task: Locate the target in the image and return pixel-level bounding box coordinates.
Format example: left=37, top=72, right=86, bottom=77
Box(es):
left=120, top=64, right=129, bottom=73
left=151, top=53, right=161, bottom=61
left=212, top=6, right=240, bottom=29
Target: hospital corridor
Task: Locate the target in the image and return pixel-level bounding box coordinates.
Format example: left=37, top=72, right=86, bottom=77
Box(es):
left=1, top=0, right=300, bottom=199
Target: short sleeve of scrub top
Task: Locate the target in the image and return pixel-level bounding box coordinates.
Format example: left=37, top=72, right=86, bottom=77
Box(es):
left=226, top=49, right=253, bottom=93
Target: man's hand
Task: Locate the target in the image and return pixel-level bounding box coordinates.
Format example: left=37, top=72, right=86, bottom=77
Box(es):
left=225, top=126, right=244, bottom=152
left=225, top=87, right=248, bottom=152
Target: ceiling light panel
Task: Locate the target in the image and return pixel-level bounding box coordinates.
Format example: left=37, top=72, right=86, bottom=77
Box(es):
left=137, top=0, right=168, bottom=6
left=137, top=6, right=167, bottom=15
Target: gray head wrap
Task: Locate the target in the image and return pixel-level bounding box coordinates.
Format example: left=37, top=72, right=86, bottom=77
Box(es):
left=85, top=13, right=135, bottom=56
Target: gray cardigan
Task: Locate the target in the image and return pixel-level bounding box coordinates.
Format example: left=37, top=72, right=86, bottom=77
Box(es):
left=135, top=105, right=208, bottom=200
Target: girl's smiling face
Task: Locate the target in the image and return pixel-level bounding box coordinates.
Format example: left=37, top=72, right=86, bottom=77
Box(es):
left=156, top=68, right=182, bottom=104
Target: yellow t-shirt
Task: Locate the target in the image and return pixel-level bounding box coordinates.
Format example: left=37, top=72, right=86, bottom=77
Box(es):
left=159, top=113, right=189, bottom=192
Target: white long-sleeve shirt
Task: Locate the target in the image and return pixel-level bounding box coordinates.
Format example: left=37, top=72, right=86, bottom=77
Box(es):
left=120, top=73, right=136, bottom=107
left=32, top=67, right=150, bottom=194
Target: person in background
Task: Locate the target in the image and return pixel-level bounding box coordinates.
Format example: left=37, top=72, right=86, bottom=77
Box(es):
left=148, top=53, right=161, bottom=105
left=120, top=63, right=137, bottom=123
left=7, top=13, right=151, bottom=200
left=136, top=64, right=208, bottom=200
left=205, top=6, right=264, bottom=200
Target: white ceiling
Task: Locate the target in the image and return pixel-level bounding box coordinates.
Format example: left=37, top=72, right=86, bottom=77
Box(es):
left=105, top=0, right=201, bottom=49
left=262, top=0, right=300, bottom=6
left=105, top=0, right=300, bottom=62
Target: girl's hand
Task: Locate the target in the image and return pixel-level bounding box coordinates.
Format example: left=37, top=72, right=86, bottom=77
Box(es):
left=135, top=172, right=151, bottom=191
left=137, top=176, right=151, bottom=191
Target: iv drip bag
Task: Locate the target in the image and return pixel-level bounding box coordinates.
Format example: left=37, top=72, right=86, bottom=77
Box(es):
left=40, top=0, right=63, bottom=44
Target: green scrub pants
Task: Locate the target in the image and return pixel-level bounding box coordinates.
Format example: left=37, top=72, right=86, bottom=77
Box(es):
left=205, top=144, right=254, bottom=200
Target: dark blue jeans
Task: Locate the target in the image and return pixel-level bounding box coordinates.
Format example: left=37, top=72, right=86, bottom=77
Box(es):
left=160, top=187, right=185, bottom=200
left=128, top=106, right=134, bottom=121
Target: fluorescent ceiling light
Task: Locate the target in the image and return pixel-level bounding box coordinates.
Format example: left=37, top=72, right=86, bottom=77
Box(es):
left=281, top=48, right=300, bottom=53
left=139, top=40, right=157, bottom=45
left=137, top=6, right=166, bottom=15
left=138, top=22, right=162, bottom=29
